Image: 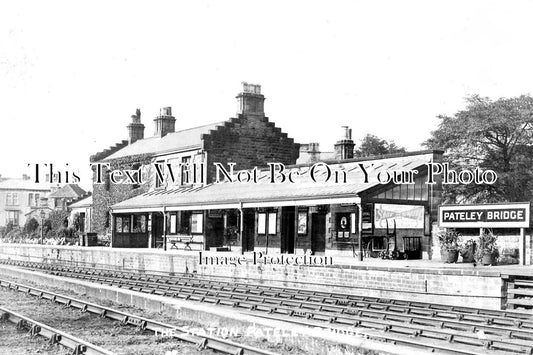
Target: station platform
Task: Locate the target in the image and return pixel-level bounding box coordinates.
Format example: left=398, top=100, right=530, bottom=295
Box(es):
left=0, top=243, right=532, bottom=311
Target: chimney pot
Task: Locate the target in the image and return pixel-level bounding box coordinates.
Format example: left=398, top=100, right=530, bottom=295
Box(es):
left=154, top=106, right=176, bottom=137
left=334, top=126, right=355, bottom=160
left=127, top=108, right=145, bottom=144
left=236, top=82, right=265, bottom=117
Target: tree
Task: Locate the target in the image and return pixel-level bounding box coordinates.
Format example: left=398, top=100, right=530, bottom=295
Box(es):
left=354, top=134, right=406, bottom=157
left=23, top=217, right=39, bottom=235
left=424, top=95, right=533, bottom=203
left=45, top=210, right=71, bottom=237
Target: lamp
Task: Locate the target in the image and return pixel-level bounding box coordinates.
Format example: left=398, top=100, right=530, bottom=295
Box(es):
left=40, top=210, right=46, bottom=245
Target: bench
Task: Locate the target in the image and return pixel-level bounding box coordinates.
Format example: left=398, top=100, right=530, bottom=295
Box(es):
left=168, top=236, right=194, bottom=250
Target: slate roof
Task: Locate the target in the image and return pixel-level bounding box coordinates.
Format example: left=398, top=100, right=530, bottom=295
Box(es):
left=112, top=151, right=439, bottom=211
left=103, top=122, right=225, bottom=161
left=0, top=179, right=54, bottom=191
left=69, top=195, right=93, bottom=208
left=47, top=184, right=87, bottom=199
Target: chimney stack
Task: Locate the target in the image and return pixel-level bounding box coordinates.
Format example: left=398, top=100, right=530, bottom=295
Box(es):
left=236, top=82, right=265, bottom=117
left=334, top=126, right=354, bottom=160
left=127, top=108, right=145, bottom=144
left=300, top=143, right=321, bottom=163
left=154, top=107, right=176, bottom=137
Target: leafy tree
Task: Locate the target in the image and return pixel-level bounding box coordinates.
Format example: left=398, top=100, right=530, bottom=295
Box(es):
left=45, top=210, right=71, bottom=237
left=23, top=217, right=40, bottom=235
left=354, top=134, right=406, bottom=157
left=424, top=95, right=533, bottom=203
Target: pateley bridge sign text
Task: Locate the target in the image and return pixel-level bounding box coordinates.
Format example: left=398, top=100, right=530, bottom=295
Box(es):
left=438, top=203, right=531, bottom=228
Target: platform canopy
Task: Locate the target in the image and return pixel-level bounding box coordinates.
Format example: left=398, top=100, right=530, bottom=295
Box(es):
left=111, top=151, right=439, bottom=213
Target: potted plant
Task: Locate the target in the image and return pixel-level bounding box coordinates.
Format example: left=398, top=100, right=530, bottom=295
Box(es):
left=437, top=230, right=460, bottom=263
left=459, top=239, right=476, bottom=263
left=474, top=230, right=499, bottom=265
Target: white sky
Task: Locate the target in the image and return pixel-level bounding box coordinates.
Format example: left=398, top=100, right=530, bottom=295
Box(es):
left=2, top=0, right=533, bottom=191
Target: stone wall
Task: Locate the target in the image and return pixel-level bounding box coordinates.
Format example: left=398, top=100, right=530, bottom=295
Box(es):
left=203, top=115, right=300, bottom=183
left=91, top=154, right=153, bottom=235
left=0, top=244, right=505, bottom=310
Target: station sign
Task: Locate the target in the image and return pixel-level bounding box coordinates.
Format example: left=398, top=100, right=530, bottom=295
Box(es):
left=438, top=203, right=530, bottom=228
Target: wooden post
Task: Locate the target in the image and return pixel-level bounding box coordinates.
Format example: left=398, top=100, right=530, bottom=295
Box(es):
left=239, top=203, right=244, bottom=255
left=163, top=207, right=167, bottom=251
left=358, top=203, right=363, bottom=261
left=519, top=227, right=525, bottom=265
left=148, top=213, right=153, bottom=249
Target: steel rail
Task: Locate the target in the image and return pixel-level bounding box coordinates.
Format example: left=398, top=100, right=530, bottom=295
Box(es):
left=4, top=259, right=533, bottom=353
left=4, top=261, right=533, bottom=329
left=5, top=259, right=530, bottom=324
left=0, top=279, right=278, bottom=355
left=59, top=270, right=533, bottom=338
left=244, top=312, right=519, bottom=355
left=5, top=260, right=533, bottom=341
left=0, top=306, right=115, bottom=355
left=8, top=265, right=533, bottom=354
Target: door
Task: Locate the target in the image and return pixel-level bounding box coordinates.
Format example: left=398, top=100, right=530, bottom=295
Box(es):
left=242, top=210, right=255, bottom=252
left=206, top=216, right=224, bottom=248
left=281, top=207, right=295, bottom=254
left=152, top=213, right=164, bottom=248
left=311, top=213, right=326, bottom=254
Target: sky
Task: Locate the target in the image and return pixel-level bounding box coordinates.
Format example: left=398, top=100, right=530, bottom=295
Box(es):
left=2, top=0, right=533, bottom=191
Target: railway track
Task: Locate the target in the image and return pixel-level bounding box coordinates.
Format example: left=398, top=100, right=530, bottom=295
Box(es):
left=0, top=305, right=114, bottom=355
left=2, top=259, right=533, bottom=354
left=0, top=276, right=279, bottom=355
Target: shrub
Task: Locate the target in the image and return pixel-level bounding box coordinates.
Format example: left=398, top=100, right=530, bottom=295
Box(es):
left=24, top=217, right=40, bottom=235
left=5, top=221, right=14, bottom=235
left=45, top=210, right=70, bottom=237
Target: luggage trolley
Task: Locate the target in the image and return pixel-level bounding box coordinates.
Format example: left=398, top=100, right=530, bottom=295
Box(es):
left=379, top=220, right=422, bottom=260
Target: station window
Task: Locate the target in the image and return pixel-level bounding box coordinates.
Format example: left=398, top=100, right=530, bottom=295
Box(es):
left=258, top=213, right=266, bottom=234
left=181, top=156, right=191, bottom=185
left=132, top=215, right=146, bottom=233
left=258, top=212, right=277, bottom=235
left=268, top=212, right=277, bottom=235
left=155, top=160, right=164, bottom=188
left=115, top=216, right=131, bottom=233
left=191, top=212, right=203, bottom=234
left=170, top=214, right=177, bottom=234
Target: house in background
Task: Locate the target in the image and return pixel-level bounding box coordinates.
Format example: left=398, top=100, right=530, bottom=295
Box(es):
left=68, top=194, right=93, bottom=233
left=0, top=175, right=54, bottom=228
left=47, top=184, right=88, bottom=211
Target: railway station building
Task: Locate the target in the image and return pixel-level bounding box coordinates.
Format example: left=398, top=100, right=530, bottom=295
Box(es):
left=90, top=82, right=445, bottom=259
left=110, top=150, right=444, bottom=259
